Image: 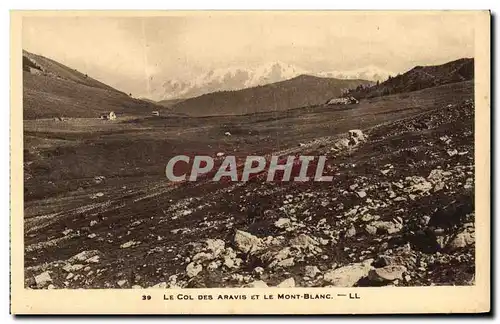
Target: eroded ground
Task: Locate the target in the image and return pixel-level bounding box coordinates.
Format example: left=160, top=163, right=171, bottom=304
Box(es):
left=23, top=82, right=475, bottom=289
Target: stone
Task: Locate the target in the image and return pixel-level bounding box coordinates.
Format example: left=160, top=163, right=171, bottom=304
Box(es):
left=132, top=285, right=143, bottom=289
left=370, top=221, right=402, bottom=234
left=274, top=218, right=291, bottom=229
left=85, top=255, right=100, bottom=264
left=69, top=250, right=100, bottom=263
left=35, top=271, right=52, bottom=288
left=304, top=266, right=321, bottom=278
left=319, top=238, right=329, bottom=245
left=290, top=234, right=320, bottom=251
left=63, top=264, right=84, bottom=272
left=234, top=230, right=261, bottom=254
left=277, top=277, right=295, bottom=288
left=421, top=215, right=431, bottom=226
left=368, top=265, right=407, bottom=282
left=357, top=191, right=367, bottom=198
left=245, top=280, right=269, bottom=288
left=346, top=226, right=356, bottom=238
left=373, top=255, right=394, bottom=268
left=323, top=260, right=373, bottom=287
left=447, top=230, right=474, bottom=251
left=276, top=257, right=295, bottom=268
left=117, top=279, right=127, bottom=287
left=120, top=241, right=139, bottom=249
left=186, top=262, right=203, bottom=278
left=348, top=129, right=367, bottom=142
left=207, top=261, right=220, bottom=270
left=365, top=225, right=377, bottom=235
left=192, top=252, right=214, bottom=263
left=224, top=257, right=235, bottom=269
left=253, top=267, right=265, bottom=276
left=205, top=239, right=225, bottom=257
left=151, top=282, right=168, bottom=289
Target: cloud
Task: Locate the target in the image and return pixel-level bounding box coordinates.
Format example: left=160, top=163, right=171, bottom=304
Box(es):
left=22, top=12, right=475, bottom=98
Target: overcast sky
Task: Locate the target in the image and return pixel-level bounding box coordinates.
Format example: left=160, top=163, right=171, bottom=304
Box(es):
left=23, top=12, right=475, bottom=98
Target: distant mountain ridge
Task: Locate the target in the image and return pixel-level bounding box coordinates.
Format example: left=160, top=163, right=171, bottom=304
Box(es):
left=169, top=74, right=374, bottom=116
left=346, top=58, right=474, bottom=99
left=155, top=62, right=393, bottom=101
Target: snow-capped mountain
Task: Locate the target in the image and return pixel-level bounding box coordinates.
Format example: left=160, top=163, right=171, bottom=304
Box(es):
left=155, top=62, right=394, bottom=101
left=316, top=65, right=395, bottom=83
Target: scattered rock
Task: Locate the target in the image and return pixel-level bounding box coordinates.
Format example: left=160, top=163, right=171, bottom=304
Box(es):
left=117, top=279, right=128, bottom=287
left=205, top=239, right=225, bottom=257
left=62, top=264, right=84, bottom=272
left=276, top=257, right=295, bottom=268
left=274, top=218, right=291, bottom=229
left=86, top=255, right=100, bottom=264
left=120, top=241, right=139, bottom=249
left=253, top=267, right=265, bottom=276
left=357, top=191, right=367, bottom=198
left=365, top=225, right=377, bottom=235
left=370, top=221, right=402, bottom=234
left=207, top=261, right=220, bottom=270
left=323, top=260, right=373, bottom=287
left=234, top=230, right=261, bottom=254
left=368, top=265, right=407, bottom=282
left=90, top=192, right=104, bottom=199
left=35, top=271, right=52, bottom=288
left=186, top=262, right=203, bottom=278
left=447, top=230, right=474, bottom=251
left=69, top=250, right=101, bottom=263
left=277, top=277, right=295, bottom=288
left=290, top=234, right=320, bottom=252
left=192, top=252, right=214, bottom=263
left=346, top=226, right=356, bottom=238
left=245, top=280, right=268, bottom=288
left=151, top=282, right=168, bottom=289
left=304, top=266, right=321, bottom=278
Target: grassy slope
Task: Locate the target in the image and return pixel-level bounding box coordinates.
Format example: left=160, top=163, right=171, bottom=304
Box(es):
left=171, top=75, right=374, bottom=116
left=23, top=50, right=168, bottom=119
left=24, top=80, right=472, bottom=203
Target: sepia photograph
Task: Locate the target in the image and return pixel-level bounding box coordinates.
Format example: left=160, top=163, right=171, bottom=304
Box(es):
left=10, top=10, right=490, bottom=314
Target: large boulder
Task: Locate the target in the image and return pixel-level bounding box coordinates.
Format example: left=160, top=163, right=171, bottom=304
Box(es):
left=447, top=229, right=475, bottom=251
left=234, top=230, right=262, bottom=254
left=323, top=260, right=373, bottom=287
left=368, top=265, right=407, bottom=283
left=348, top=129, right=368, bottom=146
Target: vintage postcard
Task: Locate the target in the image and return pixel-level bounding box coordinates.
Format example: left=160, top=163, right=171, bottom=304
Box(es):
left=10, top=10, right=490, bottom=314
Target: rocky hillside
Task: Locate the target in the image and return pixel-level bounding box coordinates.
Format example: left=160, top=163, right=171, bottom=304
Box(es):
left=23, top=50, right=167, bottom=119
left=347, top=58, right=474, bottom=99
left=25, top=100, right=474, bottom=289
left=170, top=75, right=373, bottom=116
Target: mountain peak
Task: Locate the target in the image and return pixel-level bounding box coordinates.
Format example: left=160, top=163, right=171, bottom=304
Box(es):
left=153, top=62, right=393, bottom=101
